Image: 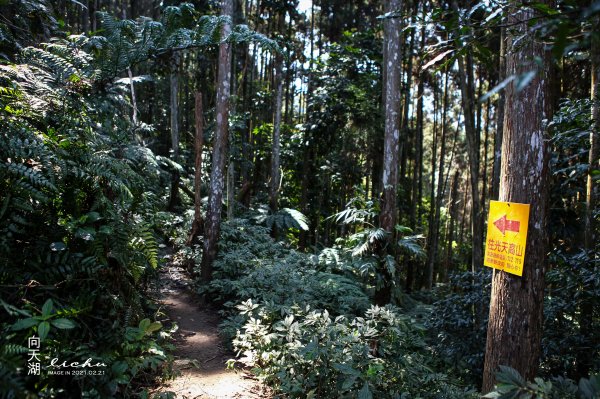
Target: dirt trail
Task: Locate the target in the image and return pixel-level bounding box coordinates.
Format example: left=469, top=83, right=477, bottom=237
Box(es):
left=156, top=264, right=268, bottom=399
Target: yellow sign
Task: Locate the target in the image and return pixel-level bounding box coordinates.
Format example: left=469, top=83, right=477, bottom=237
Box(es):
left=484, top=200, right=530, bottom=276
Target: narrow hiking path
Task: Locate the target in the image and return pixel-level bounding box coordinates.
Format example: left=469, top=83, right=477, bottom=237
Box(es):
left=155, top=262, right=270, bottom=399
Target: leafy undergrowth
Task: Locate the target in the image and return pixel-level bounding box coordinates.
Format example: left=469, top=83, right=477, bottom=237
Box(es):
left=484, top=366, right=600, bottom=399
left=177, top=217, right=477, bottom=398
left=0, top=33, right=176, bottom=398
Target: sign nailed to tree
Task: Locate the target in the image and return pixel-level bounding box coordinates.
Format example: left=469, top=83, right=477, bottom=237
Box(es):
left=484, top=201, right=530, bottom=276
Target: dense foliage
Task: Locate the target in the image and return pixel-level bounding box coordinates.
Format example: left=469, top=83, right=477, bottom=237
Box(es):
left=169, top=217, right=476, bottom=398
left=1, top=0, right=599, bottom=398
left=0, top=35, right=172, bottom=397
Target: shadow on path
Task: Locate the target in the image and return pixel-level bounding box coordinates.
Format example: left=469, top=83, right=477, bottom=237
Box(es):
left=156, top=263, right=269, bottom=399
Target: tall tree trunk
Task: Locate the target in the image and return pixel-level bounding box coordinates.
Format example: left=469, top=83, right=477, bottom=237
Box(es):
left=299, top=2, right=315, bottom=250
left=426, top=71, right=449, bottom=289
left=270, top=52, right=284, bottom=213
left=168, top=52, right=180, bottom=211
left=578, top=15, right=600, bottom=379
left=187, top=92, right=205, bottom=246
left=410, top=1, right=426, bottom=231
left=82, top=0, right=90, bottom=33
left=227, top=161, right=235, bottom=220
left=482, top=2, right=552, bottom=391
left=443, top=170, right=460, bottom=281
left=425, top=82, right=438, bottom=289
left=585, top=17, right=599, bottom=255
left=481, top=97, right=491, bottom=212
left=375, top=0, right=403, bottom=305
left=201, top=0, right=233, bottom=282
left=91, top=0, right=97, bottom=32
left=456, top=57, right=482, bottom=273
left=491, top=28, right=506, bottom=200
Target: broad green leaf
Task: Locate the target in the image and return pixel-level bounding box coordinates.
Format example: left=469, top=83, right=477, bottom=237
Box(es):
left=145, top=322, right=162, bottom=334
left=50, top=242, right=66, bottom=251
left=75, top=227, right=96, bottom=241
left=42, top=299, right=53, bottom=317
left=38, top=321, right=50, bottom=340
left=85, top=211, right=102, bottom=222
left=111, top=360, right=128, bottom=375
left=11, top=317, right=38, bottom=331
left=496, top=365, right=526, bottom=387
left=138, top=318, right=151, bottom=331
left=358, top=382, right=372, bottom=399
left=51, top=318, right=76, bottom=329
left=341, top=375, right=358, bottom=390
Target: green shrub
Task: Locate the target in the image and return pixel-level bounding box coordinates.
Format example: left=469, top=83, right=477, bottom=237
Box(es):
left=0, top=35, right=173, bottom=398
left=196, top=218, right=369, bottom=328
left=483, top=366, right=600, bottom=399
left=195, top=217, right=476, bottom=398
left=231, top=303, right=477, bottom=398
left=426, top=270, right=491, bottom=388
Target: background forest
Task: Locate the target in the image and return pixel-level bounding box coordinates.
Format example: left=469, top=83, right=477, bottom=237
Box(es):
left=0, top=0, right=598, bottom=398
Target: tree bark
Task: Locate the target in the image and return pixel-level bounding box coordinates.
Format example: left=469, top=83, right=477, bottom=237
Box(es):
left=127, top=67, right=138, bottom=125
left=201, top=0, right=233, bottom=282
left=82, top=0, right=90, bottom=34
left=168, top=52, right=180, bottom=211
left=491, top=28, right=506, bottom=200
left=187, top=92, right=204, bottom=246
left=375, top=0, right=403, bottom=305
left=444, top=170, right=460, bottom=281
left=227, top=161, right=235, bottom=220
left=270, top=52, right=284, bottom=213
left=482, top=2, right=552, bottom=391
left=410, top=1, right=426, bottom=231
left=426, top=71, right=449, bottom=289
left=578, top=14, right=599, bottom=379
left=585, top=17, right=599, bottom=253
left=452, top=1, right=483, bottom=274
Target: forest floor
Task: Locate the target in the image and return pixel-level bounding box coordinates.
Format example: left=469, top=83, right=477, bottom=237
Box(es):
left=154, top=260, right=270, bottom=399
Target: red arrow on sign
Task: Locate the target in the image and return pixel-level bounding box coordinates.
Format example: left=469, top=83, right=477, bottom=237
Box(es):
left=493, top=214, right=520, bottom=235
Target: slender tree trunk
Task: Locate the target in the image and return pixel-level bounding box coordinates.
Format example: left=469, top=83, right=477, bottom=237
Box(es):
left=91, top=0, right=97, bottom=32
left=168, top=52, right=180, bottom=211
left=578, top=15, right=600, bottom=379
left=585, top=17, right=599, bottom=254
left=201, top=0, right=233, bottom=282
left=187, top=92, right=205, bottom=246
left=127, top=67, right=138, bottom=125
left=457, top=58, right=482, bottom=273
left=492, top=29, right=506, bottom=200
left=459, top=179, right=468, bottom=247
left=444, top=170, right=460, bottom=281
left=406, top=19, right=424, bottom=291
left=130, top=0, right=137, bottom=19
left=270, top=52, right=284, bottom=213
left=227, top=161, right=235, bottom=220
left=82, top=0, right=90, bottom=33
left=426, top=71, right=449, bottom=289
left=375, top=0, right=403, bottom=305
left=410, top=1, right=426, bottom=231
left=482, top=2, right=552, bottom=391
left=481, top=97, right=491, bottom=211
left=299, top=2, right=315, bottom=250
left=425, top=83, right=438, bottom=289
